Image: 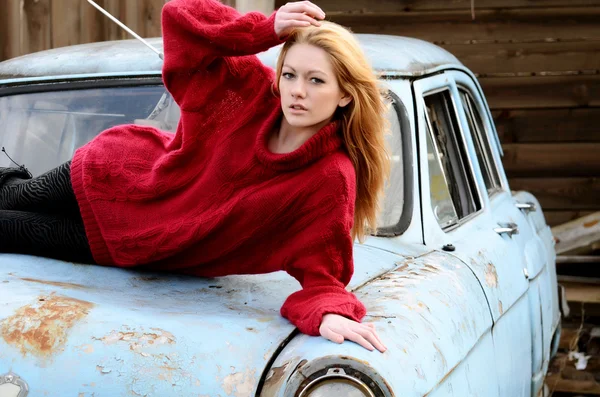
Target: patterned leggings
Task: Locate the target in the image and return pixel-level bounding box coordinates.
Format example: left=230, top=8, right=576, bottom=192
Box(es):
left=0, top=162, right=94, bottom=263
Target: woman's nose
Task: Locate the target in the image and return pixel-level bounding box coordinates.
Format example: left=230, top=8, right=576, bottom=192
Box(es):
left=291, top=81, right=306, bottom=97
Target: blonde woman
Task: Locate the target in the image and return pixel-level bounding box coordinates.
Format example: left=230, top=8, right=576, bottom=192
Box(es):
left=0, top=0, right=390, bottom=352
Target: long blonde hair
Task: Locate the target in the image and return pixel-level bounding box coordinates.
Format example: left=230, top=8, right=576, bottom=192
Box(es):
left=275, top=22, right=390, bottom=242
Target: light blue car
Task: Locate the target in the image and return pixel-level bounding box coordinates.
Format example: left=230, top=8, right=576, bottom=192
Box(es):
left=0, top=35, right=561, bottom=397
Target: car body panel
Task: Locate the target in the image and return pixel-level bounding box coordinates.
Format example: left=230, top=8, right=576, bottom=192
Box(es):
left=259, top=251, right=497, bottom=397
left=0, top=243, right=406, bottom=396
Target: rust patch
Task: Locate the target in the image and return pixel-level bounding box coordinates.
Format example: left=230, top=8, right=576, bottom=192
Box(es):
left=498, top=301, right=504, bottom=315
left=1, top=295, right=93, bottom=357
left=18, top=277, right=89, bottom=290
left=222, top=368, right=255, bottom=397
left=584, top=220, right=599, bottom=228
left=95, top=328, right=175, bottom=356
left=262, top=362, right=290, bottom=395
left=485, top=263, right=498, bottom=288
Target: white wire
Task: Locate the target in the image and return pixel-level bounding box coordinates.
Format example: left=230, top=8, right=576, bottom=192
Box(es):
left=85, top=0, right=164, bottom=60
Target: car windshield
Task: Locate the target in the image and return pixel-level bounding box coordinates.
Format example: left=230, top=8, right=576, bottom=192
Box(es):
left=0, top=82, right=406, bottom=231
left=0, top=85, right=178, bottom=176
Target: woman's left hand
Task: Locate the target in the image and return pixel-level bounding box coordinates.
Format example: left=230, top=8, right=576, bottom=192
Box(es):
left=319, top=313, right=387, bottom=352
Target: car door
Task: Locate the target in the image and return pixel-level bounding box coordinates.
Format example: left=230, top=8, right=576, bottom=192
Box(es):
left=413, top=72, right=533, bottom=396
left=448, top=70, right=554, bottom=395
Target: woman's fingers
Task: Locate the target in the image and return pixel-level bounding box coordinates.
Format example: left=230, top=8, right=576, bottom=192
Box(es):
left=281, top=13, right=321, bottom=26
left=346, top=330, right=375, bottom=351
left=320, top=326, right=344, bottom=344
left=356, top=325, right=387, bottom=352
left=283, top=1, right=325, bottom=19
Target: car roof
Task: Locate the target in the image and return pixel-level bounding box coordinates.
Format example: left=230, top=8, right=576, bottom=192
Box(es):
left=0, top=34, right=462, bottom=82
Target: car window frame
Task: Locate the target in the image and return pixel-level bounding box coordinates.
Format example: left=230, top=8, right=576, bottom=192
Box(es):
left=374, top=88, right=414, bottom=237
left=419, top=83, right=485, bottom=233
left=446, top=70, right=510, bottom=195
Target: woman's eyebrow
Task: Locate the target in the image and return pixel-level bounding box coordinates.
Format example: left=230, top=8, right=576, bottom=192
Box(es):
left=283, top=64, right=327, bottom=75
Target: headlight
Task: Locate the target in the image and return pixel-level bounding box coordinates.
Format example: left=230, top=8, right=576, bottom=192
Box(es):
left=298, top=368, right=376, bottom=397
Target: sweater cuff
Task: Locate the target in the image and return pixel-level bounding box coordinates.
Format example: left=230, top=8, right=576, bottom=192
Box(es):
left=280, top=287, right=367, bottom=336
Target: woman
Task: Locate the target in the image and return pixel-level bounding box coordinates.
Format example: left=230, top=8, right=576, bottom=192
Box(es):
left=0, top=0, right=389, bottom=352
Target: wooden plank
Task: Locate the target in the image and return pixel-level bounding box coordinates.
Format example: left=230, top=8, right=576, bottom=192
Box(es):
left=80, top=0, right=122, bottom=43
left=557, top=255, right=600, bottom=264
left=442, top=41, right=600, bottom=75
left=502, top=143, right=600, bottom=177
left=552, top=211, right=600, bottom=255
left=21, top=0, right=52, bottom=55
left=137, top=0, right=164, bottom=38
left=493, top=108, right=600, bottom=143
left=51, top=0, right=82, bottom=49
left=103, top=0, right=124, bottom=41
left=0, top=0, right=21, bottom=61
left=508, top=177, right=600, bottom=211
left=561, top=281, right=600, bottom=303
left=121, top=0, right=140, bottom=39
left=480, top=74, right=600, bottom=109
left=327, top=7, right=600, bottom=44
left=291, top=0, right=600, bottom=13
left=545, top=211, right=594, bottom=227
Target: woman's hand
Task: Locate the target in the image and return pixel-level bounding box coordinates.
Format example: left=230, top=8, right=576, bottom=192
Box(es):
left=274, top=1, right=326, bottom=39
left=319, top=313, right=387, bottom=352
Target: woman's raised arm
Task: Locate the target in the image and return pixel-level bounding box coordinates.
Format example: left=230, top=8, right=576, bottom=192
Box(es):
left=161, top=0, right=325, bottom=110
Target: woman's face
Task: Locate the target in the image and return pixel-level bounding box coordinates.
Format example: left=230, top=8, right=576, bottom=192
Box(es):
left=279, top=43, right=351, bottom=129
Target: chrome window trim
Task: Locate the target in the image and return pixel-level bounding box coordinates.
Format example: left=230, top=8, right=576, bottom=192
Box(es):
left=456, top=84, right=506, bottom=196
left=421, top=87, right=485, bottom=231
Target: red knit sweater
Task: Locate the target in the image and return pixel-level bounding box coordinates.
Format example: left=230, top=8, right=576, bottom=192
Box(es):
left=70, top=0, right=366, bottom=336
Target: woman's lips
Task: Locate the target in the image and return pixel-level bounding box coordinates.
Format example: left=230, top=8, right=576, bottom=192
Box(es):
left=289, top=104, right=308, bottom=114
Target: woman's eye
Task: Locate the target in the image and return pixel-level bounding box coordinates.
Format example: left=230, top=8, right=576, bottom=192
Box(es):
left=283, top=72, right=295, bottom=79
left=311, top=78, right=325, bottom=84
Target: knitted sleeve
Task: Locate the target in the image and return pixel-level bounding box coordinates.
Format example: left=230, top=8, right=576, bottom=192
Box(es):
left=280, top=166, right=367, bottom=336
left=161, top=0, right=284, bottom=109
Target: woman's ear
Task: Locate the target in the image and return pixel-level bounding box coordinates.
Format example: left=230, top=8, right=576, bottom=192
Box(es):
left=338, top=93, right=352, bottom=108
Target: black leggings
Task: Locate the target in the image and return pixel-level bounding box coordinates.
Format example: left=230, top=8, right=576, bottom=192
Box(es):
left=0, top=162, right=94, bottom=263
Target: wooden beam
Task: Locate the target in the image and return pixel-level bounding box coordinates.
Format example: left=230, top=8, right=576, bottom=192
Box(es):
left=493, top=108, right=600, bottom=144
left=508, top=178, right=600, bottom=211
left=546, top=370, right=600, bottom=395
left=327, top=7, right=600, bottom=44
left=545, top=211, right=594, bottom=227
left=442, top=41, right=600, bottom=75
left=501, top=143, right=600, bottom=178
left=552, top=212, right=600, bottom=255
left=481, top=74, right=600, bottom=109
left=295, top=0, right=600, bottom=13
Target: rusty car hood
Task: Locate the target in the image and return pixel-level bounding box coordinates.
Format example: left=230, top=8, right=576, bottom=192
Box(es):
left=0, top=243, right=407, bottom=396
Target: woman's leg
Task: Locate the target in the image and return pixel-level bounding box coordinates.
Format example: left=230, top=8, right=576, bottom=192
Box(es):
left=0, top=210, right=94, bottom=263
left=0, top=162, right=78, bottom=214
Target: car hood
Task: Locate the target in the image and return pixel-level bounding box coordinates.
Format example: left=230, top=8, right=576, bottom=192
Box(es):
left=0, top=243, right=407, bottom=396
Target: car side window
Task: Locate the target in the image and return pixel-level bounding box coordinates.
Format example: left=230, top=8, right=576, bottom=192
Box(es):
left=377, top=92, right=405, bottom=228
left=458, top=88, right=503, bottom=196
left=424, top=89, right=482, bottom=229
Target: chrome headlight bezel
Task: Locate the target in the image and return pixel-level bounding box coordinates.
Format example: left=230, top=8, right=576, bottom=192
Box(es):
left=297, top=366, right=378, bottom=397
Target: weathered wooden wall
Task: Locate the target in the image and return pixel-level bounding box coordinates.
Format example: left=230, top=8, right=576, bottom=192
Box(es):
left=286, top=0, right=600, bottom=227
left=0, top=0, right=172, bottom=61
left=1, top=0, right=598, bottom=226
